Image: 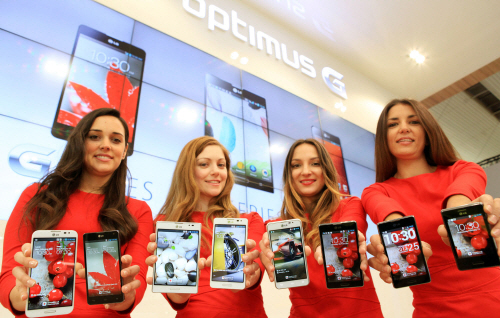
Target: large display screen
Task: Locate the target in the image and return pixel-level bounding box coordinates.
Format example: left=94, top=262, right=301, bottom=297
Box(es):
left=0, top=0, right=376, bottom=224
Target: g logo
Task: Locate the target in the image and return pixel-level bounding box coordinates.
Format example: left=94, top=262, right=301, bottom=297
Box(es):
left=322, top=67, right=347, bottom=99
left=9, top=144, right=55, bottom=178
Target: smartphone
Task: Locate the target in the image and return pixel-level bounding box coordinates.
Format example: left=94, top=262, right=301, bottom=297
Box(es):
left=153, top=222, right=201, bottom=293
left=267, top=219, right=309, bottom=289
left=210, top=218, right=248, bottom=290
left=311, top=126, right=350, bottom=196
left=377, top=216, right=430, bottom=288
left=205, top=74, right=273, bottom=193
left=26, top=230, right=77, bottom=317
left=52, top=25, right=146, bottom=156
left=441, top=202, right=500, bottom=270
left=83, top=231, right=124, bottom=305
left=319, top=221, right=363, bottom=288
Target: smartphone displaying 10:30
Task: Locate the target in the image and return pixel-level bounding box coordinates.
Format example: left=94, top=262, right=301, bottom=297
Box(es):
left=52, top=25, right=146, bottom=156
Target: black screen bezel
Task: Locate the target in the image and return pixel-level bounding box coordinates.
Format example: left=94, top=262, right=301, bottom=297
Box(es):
left=377, top=216, right=431, bottom=288
left=319, top=221, right=364, bottom=289
left=441, top=203, right=500, bottom=270
left=83, top=230, right=124, bottom=305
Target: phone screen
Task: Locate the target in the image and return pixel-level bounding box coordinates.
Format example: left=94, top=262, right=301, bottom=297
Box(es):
left=447, top=213, right=493, bottom=259
left=269, top=227, right=307, bottom=283
left=53, top=25, right=145, bottom=154
left=28, top=237, right=76, bottom=310
left=84, top=237, right=122, bottom=297
left=155, top=229, right=200, bottom=286
left=311, top=127, right=350, bottom=196
left=320, top=228, right=362, bottom=283
left=211, top=224, right=246, bottom=283
left=380, top=225, right=427, bottom=280
left=205, top=74, right=273, bottom=192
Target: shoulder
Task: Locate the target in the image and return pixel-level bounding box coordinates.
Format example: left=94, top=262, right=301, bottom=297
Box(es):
left=336, top=196, right=362, bottom=210
left=240, top=212, right=265, bottom=224
left=263, top=216, right=282, bottom=227
left=439, top=160, right=485, bottom=177
left=362, top=181, right=391, bottom=196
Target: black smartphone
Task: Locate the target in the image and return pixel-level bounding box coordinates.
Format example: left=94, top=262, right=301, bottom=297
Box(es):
left=204, top=74, right=273, bottom=193
left=311, top=126, right=350, bottom=196
left=52, top=25, right=146, bottom=155
left=441, top=202, right=500, bottom=270
left=319, top=221, right=363, bottom=288
left=377, top=216, right=431, bottom=288
left=83, top=231, right=124, bottom=305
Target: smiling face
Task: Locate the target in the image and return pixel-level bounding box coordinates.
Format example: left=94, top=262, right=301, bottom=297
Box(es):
left=194, top=145, right=228, bottom=208
left=83, top=115, right=128, bottom=183
left=290, top=143, right=326, bottom=201
left=386, top=104, right=427, bottom=162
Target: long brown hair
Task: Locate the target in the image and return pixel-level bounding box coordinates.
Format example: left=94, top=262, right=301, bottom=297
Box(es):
left=375, top=98, right=459, bottom=182
left=22, top=108, right=138, bottom=243
left=155, top=137, right=239, bottom=247
left=280, top=139, right=341, bottom=250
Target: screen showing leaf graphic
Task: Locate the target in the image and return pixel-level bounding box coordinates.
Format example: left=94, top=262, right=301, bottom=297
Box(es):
left=85, top=239, right=121, bottom=296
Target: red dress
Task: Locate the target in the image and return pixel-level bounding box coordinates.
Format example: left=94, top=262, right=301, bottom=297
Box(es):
left=0, top=183, right=154, bottom=317
left=362, top=160, right=500, bottom=317
left=162, top=211, right=268, bottom=318
left=266, top=197, right=383, bottom=318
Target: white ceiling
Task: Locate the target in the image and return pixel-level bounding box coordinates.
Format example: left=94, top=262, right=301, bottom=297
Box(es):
left=244, top=0, right=500, bottom=163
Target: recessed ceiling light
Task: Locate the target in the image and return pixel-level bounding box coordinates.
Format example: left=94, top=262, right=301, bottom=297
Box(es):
left=409, top=50, right=425, bottom=64
left=230, top=51, right=239, bottom=59
left=240, top=57, right=249, bottom=64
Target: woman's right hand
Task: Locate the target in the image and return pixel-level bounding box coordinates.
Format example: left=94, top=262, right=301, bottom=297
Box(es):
left=366, top=234, right=433, bottom=284
left=10, top=243, right=38, bottom=311
left=145, top=233, right=206, bottom=305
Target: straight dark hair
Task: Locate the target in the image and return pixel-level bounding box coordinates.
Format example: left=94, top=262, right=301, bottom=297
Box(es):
left=21, top=108, right=138, bottom=243
left=375, top=98, right=459, bottom=182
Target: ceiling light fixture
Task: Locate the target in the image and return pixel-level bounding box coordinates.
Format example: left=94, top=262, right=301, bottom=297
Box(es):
left=230, top=51, right=239, bottom=59
left=240, top=57, right=249, bottom=65
left=409, top=50, right=425, bottom=64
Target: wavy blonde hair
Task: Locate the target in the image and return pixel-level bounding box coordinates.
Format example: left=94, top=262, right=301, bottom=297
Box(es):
left=155, top=136, right=239, bottom=247
left=280, top=139, right=342, bottom=250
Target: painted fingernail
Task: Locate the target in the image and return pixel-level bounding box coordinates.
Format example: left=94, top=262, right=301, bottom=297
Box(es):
left=29, top=261, right=37, bottom=267
left=492, top=229, right=500, bottom=237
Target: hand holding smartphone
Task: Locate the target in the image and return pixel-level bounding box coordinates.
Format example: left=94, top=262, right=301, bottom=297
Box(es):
left=441, top=202, right=500, bottom=270
left=26, top=230, right=77, bottom=317
left=83, top=231, right=124, bottom=305
left=210, top=218, right=248, bottom=290
left=319, top=221, right=363, bottom=288
left=266, top=219, right=309, bottom=289
left=153, top=222, right=201, bottom=293
left=377, top=216, right=431, bottom=288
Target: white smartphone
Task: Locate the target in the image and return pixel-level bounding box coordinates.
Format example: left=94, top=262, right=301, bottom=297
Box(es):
left=26, top=230, right=78, bottom=317
left=153, top=222, right=201, bottom=293
left=210, top=218, right=248, bottom=290
left=267, top=219, right=309, bottom=289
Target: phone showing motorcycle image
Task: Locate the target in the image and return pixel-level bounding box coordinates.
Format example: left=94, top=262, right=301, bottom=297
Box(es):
left=441, top=202, right=500, bottom=270
left=153, top=222, right=201, bottom=293
left=52, top=25, right=146, bottom=156
left=83, top=231, right=124, bottom=305
left=210, top=218, right=248, bottom=290
left=319, top=221, right=363, bottom=288
left=26, top=230, right=77, bottom=317
left=311, top=126, right=350, bottom=197
left=378, top=216, right=431, bottom=288
left=267, top=219, right=309, bottom=289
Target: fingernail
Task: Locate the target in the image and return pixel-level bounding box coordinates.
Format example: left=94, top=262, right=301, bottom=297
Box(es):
left=29, top=261, right=37, bottom=267
left=123, top=286, right=129, bottom=293
left=242, top=256, right=247, bottom=262
left=492, top=229, right=500, bottom=237
left=104, top=304, right=109, bottom=310
left=487, top=205, right=493, bottom=212
left=28, top=280, right=36, bottom=287
left=489, top=215, right=498, bottom=224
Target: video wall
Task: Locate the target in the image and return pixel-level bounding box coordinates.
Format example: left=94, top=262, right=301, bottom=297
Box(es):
left=0, top=0, right=376, bottom=226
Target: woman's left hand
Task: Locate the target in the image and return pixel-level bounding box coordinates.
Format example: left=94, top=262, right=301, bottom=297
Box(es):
left=314, top=230, right=370, bottom=282
left=76, top=254, right=140, bottom=311
left=438, top=194, right=500, bottom=255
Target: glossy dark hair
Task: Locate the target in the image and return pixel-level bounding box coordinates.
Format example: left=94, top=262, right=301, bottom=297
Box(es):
left=280, top=138, right=341, bottom=250
left=375, top=98, right=459, bottom=182
left=22, top=108, right=138, bottom=243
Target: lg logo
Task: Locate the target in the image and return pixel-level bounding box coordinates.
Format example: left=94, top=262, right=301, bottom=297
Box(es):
left=182, top=0, right=347, bottom=99
left=8, top=144, right=55, bottom=178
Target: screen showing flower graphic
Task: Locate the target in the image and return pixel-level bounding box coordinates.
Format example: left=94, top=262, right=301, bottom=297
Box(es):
left=320, top=229, right=361, bottom=283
